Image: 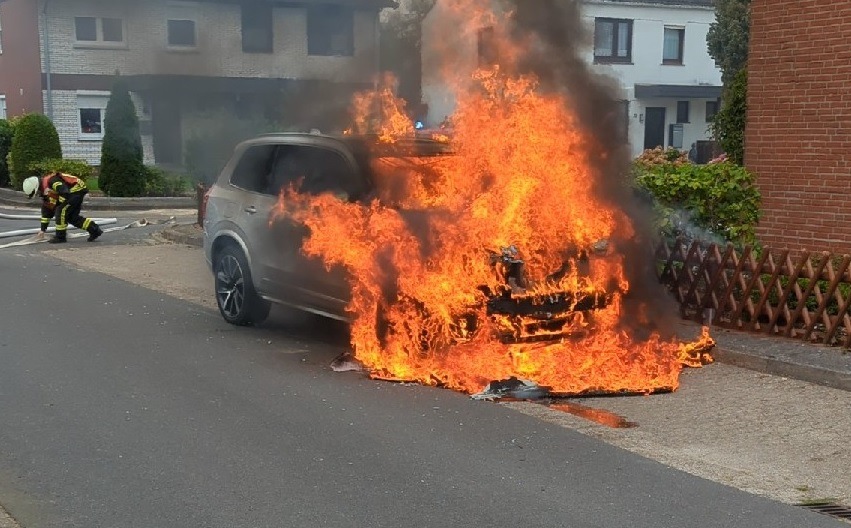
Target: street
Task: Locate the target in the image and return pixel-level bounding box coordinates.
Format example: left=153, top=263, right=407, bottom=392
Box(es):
left=0, top=214, right=849, bottom=527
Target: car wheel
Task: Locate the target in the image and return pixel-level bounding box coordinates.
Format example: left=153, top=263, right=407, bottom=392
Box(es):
left=214, top=244, right=271, bottom=326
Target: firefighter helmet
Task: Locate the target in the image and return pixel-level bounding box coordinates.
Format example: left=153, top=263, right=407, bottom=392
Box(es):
left=22, top=176, right=40, bottom=199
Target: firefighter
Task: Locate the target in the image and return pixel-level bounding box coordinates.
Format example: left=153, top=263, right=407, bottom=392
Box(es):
left=22, top=173, right=104, bottom=244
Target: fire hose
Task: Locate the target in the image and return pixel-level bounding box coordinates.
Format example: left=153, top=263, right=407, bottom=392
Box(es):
left=0, top=215, right=176, bottom=249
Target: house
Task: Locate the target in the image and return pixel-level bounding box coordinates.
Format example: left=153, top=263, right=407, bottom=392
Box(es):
left=0, top=0, right=393, bottom=167
left=746, top=0, right=851, bottom=254
left=420, top=0, right=722, bottom=159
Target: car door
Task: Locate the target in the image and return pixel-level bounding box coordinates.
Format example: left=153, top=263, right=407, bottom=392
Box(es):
left=267, top=143, right=367, bottom=317
left=225, top=143, right=291, bottom=298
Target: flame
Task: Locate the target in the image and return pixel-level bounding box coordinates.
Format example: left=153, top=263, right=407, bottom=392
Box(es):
left=272, top=0, right=713, bottom=396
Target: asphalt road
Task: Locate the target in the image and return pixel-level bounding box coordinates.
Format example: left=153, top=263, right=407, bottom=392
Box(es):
left=0, top=242, right=846, bottom=527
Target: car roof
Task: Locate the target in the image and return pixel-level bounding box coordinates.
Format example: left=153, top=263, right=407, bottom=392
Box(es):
left=241, top=132, right=455, bottom=157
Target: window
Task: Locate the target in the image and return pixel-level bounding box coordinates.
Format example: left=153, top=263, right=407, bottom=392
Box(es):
left=168, top=19, right=196, bottom=47
left=167, top=3, right=198, bottom=48
left=231, top=145, right=277, bottom=193
left=663, top=27, right=684, bottom=65
left=676, top=101, right=689, bottom=123
left=478, top=26, right=498, bottom=66
left=75, top=17, right=97, bottom=41
left=0, top=95, right=6, bottom=120
left=307, top=6, right=354, bottom=56
left=242, top=4, right=273, bottom=53
left=594, top=18, right=632, bottom=63
left=0, top=11, right=4, bottom=54
left=77, top=93, right=109, bottom=139
left=706, top=100, right=719, bottom=121
left=74, top=17, right=125, bottom=44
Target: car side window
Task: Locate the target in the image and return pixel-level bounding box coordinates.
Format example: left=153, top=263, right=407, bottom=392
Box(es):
left=267, top=145, right=362, bottom=197
left=230, top=145, right=277, bottom=194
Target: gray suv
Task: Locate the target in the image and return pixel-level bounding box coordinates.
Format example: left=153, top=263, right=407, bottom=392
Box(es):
left=203, top=132, right=451, bottom=326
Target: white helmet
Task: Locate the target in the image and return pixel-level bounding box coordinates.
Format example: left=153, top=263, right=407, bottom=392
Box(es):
left=22, top=176, right=40, bottom=199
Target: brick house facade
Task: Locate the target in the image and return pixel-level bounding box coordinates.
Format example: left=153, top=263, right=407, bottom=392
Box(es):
left=746, top=0, right=851, bottom=253
left=0, top=0, right=392, bottom=168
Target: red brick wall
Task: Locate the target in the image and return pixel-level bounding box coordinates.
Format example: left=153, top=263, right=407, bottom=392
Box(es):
left=0, top=0, right=43, bottom=117
left=746, top=0, right=851, bottom=253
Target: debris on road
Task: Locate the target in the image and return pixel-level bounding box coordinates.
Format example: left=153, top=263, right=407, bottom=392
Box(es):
left=470, top=377, right=550, bottom=401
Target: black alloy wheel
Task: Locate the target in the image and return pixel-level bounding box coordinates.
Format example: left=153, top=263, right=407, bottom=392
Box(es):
left=214, top=245, right=270, bottom=326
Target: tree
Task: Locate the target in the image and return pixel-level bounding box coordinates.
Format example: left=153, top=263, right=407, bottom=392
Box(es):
left=710, top=68, right=747, bottom=165
left=8, top=114, right=62, bottom=189
left=99, top=78, right=145, bottom=196
left=706, top=0, right=751, bottom=85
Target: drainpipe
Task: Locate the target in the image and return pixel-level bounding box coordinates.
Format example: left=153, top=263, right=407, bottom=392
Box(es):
left=42, top=0, right=53, bottom=120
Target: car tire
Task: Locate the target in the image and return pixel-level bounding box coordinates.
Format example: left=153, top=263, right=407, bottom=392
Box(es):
left=214, top=244, right=271, bottom=326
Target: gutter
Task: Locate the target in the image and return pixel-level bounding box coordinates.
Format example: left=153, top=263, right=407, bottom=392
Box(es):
left=42, top=0, right=53, bottom=120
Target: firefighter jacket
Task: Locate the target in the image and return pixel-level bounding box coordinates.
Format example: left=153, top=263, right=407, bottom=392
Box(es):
left=40, top=173, right=88, bottom=231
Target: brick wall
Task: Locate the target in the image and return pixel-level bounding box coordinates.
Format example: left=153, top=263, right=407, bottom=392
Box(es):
left=746, top=0, right=851, bottom=253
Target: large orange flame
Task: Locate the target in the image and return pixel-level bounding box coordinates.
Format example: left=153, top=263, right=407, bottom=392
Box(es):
left=273, top=0, right=713, bottom=395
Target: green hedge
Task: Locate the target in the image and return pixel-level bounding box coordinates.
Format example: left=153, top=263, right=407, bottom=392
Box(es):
left=633, top=147, right=761, bottom=246
left=144, top=166, right=188, bottom=197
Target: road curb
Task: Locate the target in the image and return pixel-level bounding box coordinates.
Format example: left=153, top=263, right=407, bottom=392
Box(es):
left=0, top=187, right=196, bottom=211
left=712, top=346, right=851, bottom=392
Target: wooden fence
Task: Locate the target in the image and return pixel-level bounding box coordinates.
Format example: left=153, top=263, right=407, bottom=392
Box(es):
left=654, top=238, right=851, bottom=347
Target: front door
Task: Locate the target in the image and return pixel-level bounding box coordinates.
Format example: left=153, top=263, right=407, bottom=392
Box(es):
left=643, top=107, right=666, bottom=150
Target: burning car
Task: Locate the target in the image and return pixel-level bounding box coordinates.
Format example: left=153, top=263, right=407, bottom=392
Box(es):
left=203, top=132, right=618, bottom=348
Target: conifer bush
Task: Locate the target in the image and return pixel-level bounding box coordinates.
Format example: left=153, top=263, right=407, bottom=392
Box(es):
left=99, top=79, right=145, bottom=196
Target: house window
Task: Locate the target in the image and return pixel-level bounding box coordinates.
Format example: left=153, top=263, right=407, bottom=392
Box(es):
left=676, top=101, right=689, bottom=123
left=594, top=18, right=632, bottom=63
left=478, top=26, right=498, bottom=66
left=0, top=12, right=4, bottom=54
left=242, top=4, right=273, bottom=53
left=77, top=93, right=109, bottom=140
left=0, top=95, right=6, bottom=120
left=167, top=3, right=198, bottom=48
left=307, top=6, right=354, bottom=56
left=168, top=19, right=196, bottom=47
left=74, top=17, right=125, bottom=44
left=706, top=100, right=719, bottom=121
left=663, top=27, right=684, bottom=65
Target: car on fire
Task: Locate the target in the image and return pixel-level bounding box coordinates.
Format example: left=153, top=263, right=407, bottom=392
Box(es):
left=203, top=132, right=615, bottom=343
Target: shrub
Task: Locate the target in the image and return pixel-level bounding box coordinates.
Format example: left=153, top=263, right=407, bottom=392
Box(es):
left=0, top=119, right=14, bottom=187
left=634, top=154, right=761, bottom=246
left=9, top=114, right=62, bottom=189
left=144, top=166, right=189, bottom=197
left=28, top=158, right=94, bottom=180
left=99, top=78, right=145, bottom=196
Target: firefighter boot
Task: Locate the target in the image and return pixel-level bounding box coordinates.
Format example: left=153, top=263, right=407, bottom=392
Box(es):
left=87, top=224, right=103, bottom=242
left=48, top=232, right=67, bottom=244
